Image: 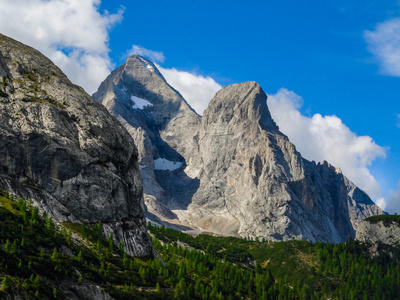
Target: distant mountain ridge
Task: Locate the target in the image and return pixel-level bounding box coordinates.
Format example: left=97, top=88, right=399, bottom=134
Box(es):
left=94, top=55, right=384, bottom=242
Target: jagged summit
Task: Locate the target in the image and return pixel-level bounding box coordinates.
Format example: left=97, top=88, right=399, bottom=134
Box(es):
left=203, top=81, right=278, bottom=131
left=95, top=51, right=384, bottom=243
left=93, top=54, right=202, bottom=223
left=93, top=54, right=198, bottom=128
left=133, top=55, right=167, bottom=81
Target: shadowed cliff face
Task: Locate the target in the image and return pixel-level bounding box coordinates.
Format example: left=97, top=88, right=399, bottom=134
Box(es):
left=0, top=33, right=152, bottom=257
left=95, top=56, right=384, bottom=243
left=93, top=55, right=202, bottom=224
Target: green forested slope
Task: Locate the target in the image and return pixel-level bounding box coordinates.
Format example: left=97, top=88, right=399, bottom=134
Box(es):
left=0, top=187, right=399, bottom=299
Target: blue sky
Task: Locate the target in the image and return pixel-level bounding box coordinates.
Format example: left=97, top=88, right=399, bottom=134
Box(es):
left=0, top=0, right=399, bottom=211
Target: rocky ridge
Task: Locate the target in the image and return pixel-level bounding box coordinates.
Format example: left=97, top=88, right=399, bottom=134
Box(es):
left=94, top=57, right=384, bottom=243
left=0, top=34, right=152, bottom=257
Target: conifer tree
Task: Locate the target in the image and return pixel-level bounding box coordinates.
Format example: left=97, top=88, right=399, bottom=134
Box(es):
left=51, top=247, right=58, bottom=261
left=1, top=276, right=10, bottom=292
left=108, top=233, right=114, bottom=251
left=77, top=250, right=82, bottom=262
left=4, top=239, right=9, bottom=252
left=32, top=275, right=40, bottom=289
left=10, top=240, right=17, bottom=254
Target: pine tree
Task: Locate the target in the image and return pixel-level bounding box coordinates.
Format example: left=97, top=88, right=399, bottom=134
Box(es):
left=51, top=247, right=58, bottom=261
left=46, top=217, right=53, bottom=229
left=67, top=229, right=72, bottom=245
left=77, top=250, right=82, bottom=262
left=108, top=233, right=114, bottom=251
left=32, top=275, right=40, bottom=289
left=174, top=278, right=187, bottom=299
left=27, top=199, right=32, bottom=211
left=1, top=276, right=10, bottom=292
left=30, top=206, right=39, bottom=225
left=10, top=240, right=17, bottom=254
left=4, top=239, right=9, bottom=252
left=123, top=252, right=128, bottom=267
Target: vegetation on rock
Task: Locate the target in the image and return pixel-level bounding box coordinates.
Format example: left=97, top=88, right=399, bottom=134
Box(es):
left=365, top=214, right=400, bottom=226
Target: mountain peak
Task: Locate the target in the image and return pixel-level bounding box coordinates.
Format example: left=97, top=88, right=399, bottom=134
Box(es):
left=126, top=55, right=167, bottom=82
left=203, top=81, right=278, bottom=131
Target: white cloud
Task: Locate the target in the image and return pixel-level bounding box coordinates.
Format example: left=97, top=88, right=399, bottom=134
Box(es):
left=0, top=0, right=123, bottom=94
left=364, top=18, right=400, bottom=77
left=268, top=88, right=386, bottom=199
left=378, top=181, right=400, bottom=213
left=376, top=197, right=387, bottom=211
left=127, top=45, right=165, bottom=63
left=397, top=114, right=400, bottom=128
left=156, top=65, right=222, bottom=115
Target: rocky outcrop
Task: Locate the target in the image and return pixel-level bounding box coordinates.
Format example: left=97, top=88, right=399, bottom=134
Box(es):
left=94, top=57, right=384, bottom=243
left=0, top=33, right=152, bottom=257
left=356, top=216, right=400, bottom=247
left=184, top=82, right=382, bottom=242
left=1, top=281, right=115, bottom=300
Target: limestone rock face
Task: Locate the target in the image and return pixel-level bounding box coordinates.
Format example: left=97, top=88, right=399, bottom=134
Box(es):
left=356, top=219, right=400, bottom=247
left=93, top=55, right=201, bottom=222
left=94, top=57, right=384, bottom=242
left=186, top=82, right=383, bottom=242
left=0, top=34, right=152, bottom=257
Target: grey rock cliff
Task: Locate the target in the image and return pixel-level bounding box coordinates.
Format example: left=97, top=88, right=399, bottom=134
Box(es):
left=356, top=218, right=400, bottom=247
left=93, top=55, right=201, bottom=223
left=94, top=57, right=384, bottom=242
left=0, top=33, right=152, bottom=257
left=185, top=82, right=383, bottom=242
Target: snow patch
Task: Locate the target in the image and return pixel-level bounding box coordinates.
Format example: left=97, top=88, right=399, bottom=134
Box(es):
left=138, top=56, right=156, bottom=73
left=131, top=95, right=153, bottom=109
left=154, top=158, right=183, bottom=171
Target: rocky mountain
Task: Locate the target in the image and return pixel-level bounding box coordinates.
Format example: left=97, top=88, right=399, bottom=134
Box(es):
left=0, top=34, right=152, bottom=257
left=94, top=56, right=384, bottom=243
left=93, top=55, right=201, bottom=222
left=356, top=215, right=400, bottom=247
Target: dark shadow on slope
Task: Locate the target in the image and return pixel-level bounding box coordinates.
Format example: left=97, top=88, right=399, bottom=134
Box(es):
left=146, top=211, right=194, bottom=231
left=154, top=169, right=200, bottom=211
left=100, top=82, right=201, bottom=213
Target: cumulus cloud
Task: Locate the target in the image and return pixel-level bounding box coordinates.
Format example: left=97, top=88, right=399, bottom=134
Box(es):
left=377, top=181, right=400, bottom=213
left=268, top=88, right=386, bottom=199
left=0, top=0, right=123, bottom=94
left=127, top=45, right=166, bottom=63
left=157, top=65, right=222, bottom=115
left=364, top=18, right=400, bottom=77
